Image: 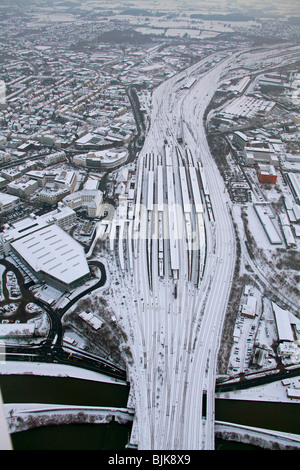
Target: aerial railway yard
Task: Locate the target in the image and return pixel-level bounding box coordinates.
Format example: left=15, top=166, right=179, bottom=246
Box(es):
left=131, top=142, right=208, bottom=288
left=1, top=1, right=300, bottom=451
left=121, top=50, right=238, bottom=449
left=105, top=43, right=300, bottom=450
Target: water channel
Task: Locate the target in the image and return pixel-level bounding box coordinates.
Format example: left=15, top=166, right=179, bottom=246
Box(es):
left=1, top=373, right=299, bottom=450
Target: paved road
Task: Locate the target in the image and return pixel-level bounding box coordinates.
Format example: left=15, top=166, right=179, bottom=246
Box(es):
left=216, top=365, right=300, bottom=393
left=2, top=259, right=127, bottom=382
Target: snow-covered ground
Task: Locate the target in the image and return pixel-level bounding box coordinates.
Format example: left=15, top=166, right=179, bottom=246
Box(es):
left=0, top=360, right=126, bottom=385
left=217, top=376, right=300, bottom=403
left=97, top=44, right=300, bottom=450
left=1, top=41, right=300, bottom=451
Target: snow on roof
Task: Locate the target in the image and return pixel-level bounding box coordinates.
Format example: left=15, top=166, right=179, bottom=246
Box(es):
left=254, top=204, right=282, bottom=245
left=83, top=178, right=99, bottom=190
left=233, top=131, right=249, bottom=141
left=189, top=167, right=203, bottom=213
left=257, top=163, right=276, bottom=175
left=0, top=323, right=35, bottom=337
left=147, top=170, right=154, bottom=211
left=0, top=193, right=19, bottom=204
left=75, top=133, right=94, bottom=144
left=11, top=224, right=89, bottom=286
left=241, top=295, right=257, bottom=317
left=40, top=204, right=76, bottom=224
left=287, top=388, right=300, bottom=399
left=79, top=311, right=103, bottom=330
left=179, top=166, right=191, bottom=213
left=287, top=172, right=300, bottom=202
left=117, top=168, right=129, bottom=183
left=157, top=165, right=164, bottom=212
left=166, top=166, right=180, bottom=272
left=272, top=302, right=294, bottom=342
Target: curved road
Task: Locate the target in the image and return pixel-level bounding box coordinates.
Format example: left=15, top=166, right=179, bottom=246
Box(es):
left=3, top=259, right=127, bottom=382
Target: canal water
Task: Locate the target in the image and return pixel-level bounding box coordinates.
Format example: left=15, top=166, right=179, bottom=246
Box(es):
left=0, top=374, right=131, bottom=450
left=0, top=375, right=299, bottom=450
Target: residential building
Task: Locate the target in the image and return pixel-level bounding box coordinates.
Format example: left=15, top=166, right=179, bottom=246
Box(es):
left=7, top=177, right=38, bottom=197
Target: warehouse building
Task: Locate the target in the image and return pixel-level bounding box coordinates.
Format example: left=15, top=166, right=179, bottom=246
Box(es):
left=272, top=302, right=294, bottom=343
left=1, top=216, right=90, bottom=292
left=254, top=204, right=282, bottom=245
left=287, top=172, right=300, bottom=204
left=244, top=145, right=279, bottom=166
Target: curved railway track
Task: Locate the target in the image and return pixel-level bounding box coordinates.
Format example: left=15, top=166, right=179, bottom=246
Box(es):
left=108, top=43, right=300, bottom=450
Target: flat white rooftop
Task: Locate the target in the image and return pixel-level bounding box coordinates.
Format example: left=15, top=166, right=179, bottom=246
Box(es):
left=11, top=223, right=90, bottom=287
left=272, top=302, right=294, bottom=343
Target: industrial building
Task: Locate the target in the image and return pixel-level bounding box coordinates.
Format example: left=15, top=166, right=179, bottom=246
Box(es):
left=241, top=295, right=257, bottom=318
left=272, top=302, right=294, bottom=343
left=240, top=285, right=258, bottom=319
left=1, top=215, right=90, bottom=292
left=254, top=204, right=282, bottom=245
left=244, top=145, right=279, bottom=166
left=257, top=163, right=277, bottom=184
left=279, top=213, right=296, bottom=248
left=272, top=302, right=300, bottom=361
left=284, top=196, right=300, bottom=223
left=232, top=131, right=250, bottom=149
left=220, top=95, right=276, bottom=120
left=286, top=172, right=300, bottom=204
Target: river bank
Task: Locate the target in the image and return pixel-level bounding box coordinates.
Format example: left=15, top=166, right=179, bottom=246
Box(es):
left=0, top=362, right=133, bottom=450
left=0, top=361, right=127, bottom=384
left=215, top=421, right=300, bottom=450
left=1, top=361, right=300, bottom=450
left=4, top=403, right=134, bottom=435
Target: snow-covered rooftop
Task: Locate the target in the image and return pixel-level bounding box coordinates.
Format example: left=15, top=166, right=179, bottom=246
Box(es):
left=272, top=302, right=294, bottom=343
left=11, top=224, right=90, bottom=288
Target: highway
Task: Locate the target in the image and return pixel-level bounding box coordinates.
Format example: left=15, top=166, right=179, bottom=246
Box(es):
left=111, top=44, right=300, bottom=450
